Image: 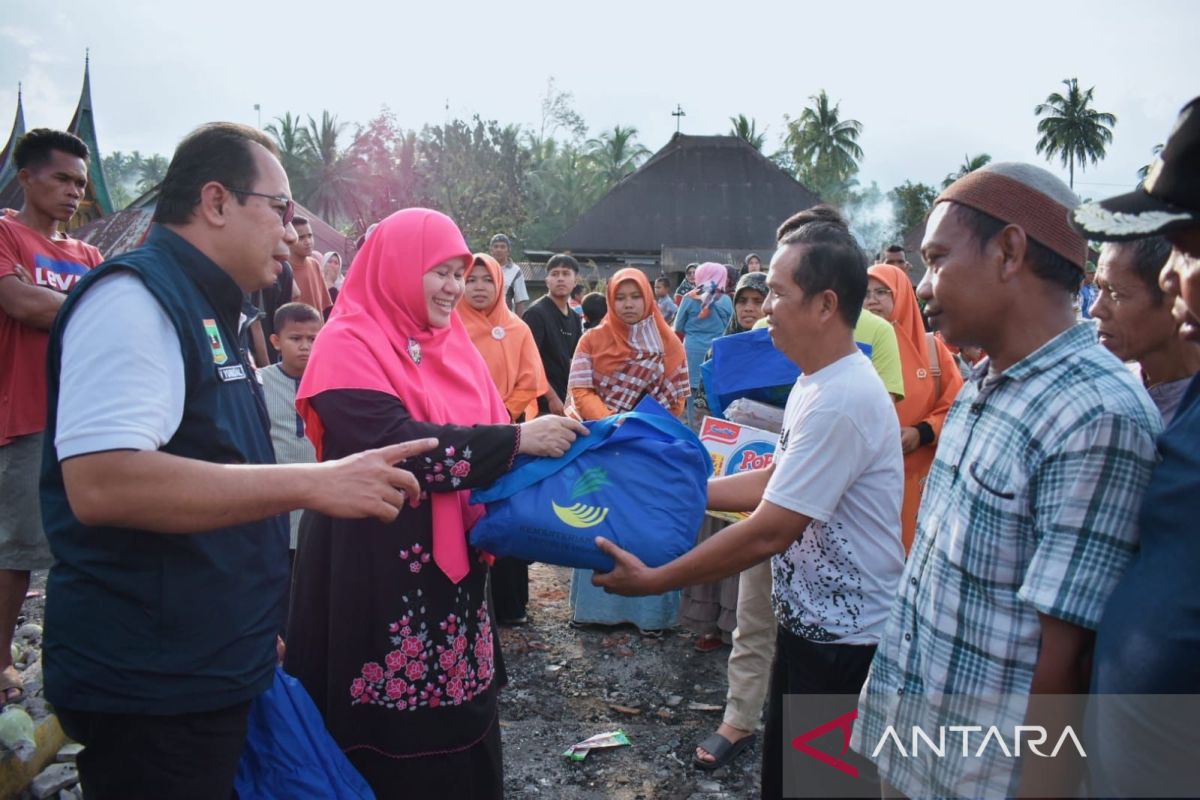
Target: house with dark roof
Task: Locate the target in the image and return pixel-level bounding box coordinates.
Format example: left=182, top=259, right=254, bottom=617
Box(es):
left=0, top=55, right=114, bottom=226
left=539, top=133, right=821, bottom=284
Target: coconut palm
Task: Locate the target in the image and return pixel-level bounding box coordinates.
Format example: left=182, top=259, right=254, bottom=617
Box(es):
left=942, top=153, right=992, bottom=188
left=585, top=125, right=651, bottom=186
left=729, top=114, right=767, bottom=151
left=136, top=154, right=169, bottom=194
left=265, top=112, right=311, bottom=190
left=1137, top=143, right=1165, bottom=182
left=299, top=111, right=361, bottom=222
left=783, top=90, right=863, bottom=199
left=1034, top=78, right=1117, bottom=189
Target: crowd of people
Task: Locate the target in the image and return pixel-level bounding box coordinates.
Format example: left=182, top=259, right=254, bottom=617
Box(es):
left=0, top=93, right=1196, bottom=799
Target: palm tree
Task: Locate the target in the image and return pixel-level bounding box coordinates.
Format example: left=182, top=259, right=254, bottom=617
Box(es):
left=1034, top=78, right=1117, bottom=189
left=265, top=112, right=312, bottom=191
left=585, top=125, right=650, bottom=186
left=783, top=90, right=863, bottom=198
left=942, top=153, right=992, bottom=188
left=729, top=114, right=767, bottom=151
left=298, top=111, right=361, bottom=222
left=1137, top=143, right=1165, bottom=182
left=136, top=154, right=169, bottom=194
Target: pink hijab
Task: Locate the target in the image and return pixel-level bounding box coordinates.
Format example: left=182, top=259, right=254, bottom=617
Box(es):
left=689, top=262, right=729, bottom=319
left=298, top=208, right=508, bottom=583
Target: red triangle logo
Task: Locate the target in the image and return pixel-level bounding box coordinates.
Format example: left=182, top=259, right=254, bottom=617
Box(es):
left=790, top=709, right=859, bottom=778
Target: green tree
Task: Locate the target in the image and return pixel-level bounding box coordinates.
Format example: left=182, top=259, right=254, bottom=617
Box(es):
left=941, top=153, right=992, bottom=188
left=729, top=114, right=767, bottom=151
left=1034, top=78, right=1117, bottom=189
left=298, top=111, right=360, bottom=223
left=418, top=116, right=532, bottom=249
left=265, top=112, right=311, bottom=191
left=889, top=180, right=939, bottom=234
left=101, top=151, right=132, bottom=186
left=520, top=142, right=605, bottom=251
left=585, top=125, right=650, bottom=187
left=136, top=154, right=169, bottom=194
left=1137, top=143, right=1165, bottom=182
left=783, top=90, right=863, bottom=201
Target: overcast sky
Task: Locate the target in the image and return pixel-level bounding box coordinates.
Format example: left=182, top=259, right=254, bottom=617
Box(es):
left=1, top=0, right=1195, bottom=203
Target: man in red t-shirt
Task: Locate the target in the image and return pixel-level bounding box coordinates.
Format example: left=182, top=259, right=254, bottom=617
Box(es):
left=0, top=129, right=102, bottom=705
left=288, top=215, right=331, bottom=316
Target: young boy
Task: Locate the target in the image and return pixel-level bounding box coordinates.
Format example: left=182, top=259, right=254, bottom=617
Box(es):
left=258, top=303, right=322, bottom=565
left=654, top=276, right=677, bottom=324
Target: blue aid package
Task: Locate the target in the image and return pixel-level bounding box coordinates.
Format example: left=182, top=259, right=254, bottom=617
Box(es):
left=469, top=400, right=712, bottom=572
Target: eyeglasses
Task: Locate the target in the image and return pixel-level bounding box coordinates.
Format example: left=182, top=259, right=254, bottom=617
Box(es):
left=865, top=288, right=893, bottom=300
left=222, top=185, right=295, bottom=226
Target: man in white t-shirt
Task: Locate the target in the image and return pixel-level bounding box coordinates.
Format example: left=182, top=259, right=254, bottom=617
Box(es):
left=489, top=233, right=528, bottom=316
left=595, top=205, right=904, bottom=799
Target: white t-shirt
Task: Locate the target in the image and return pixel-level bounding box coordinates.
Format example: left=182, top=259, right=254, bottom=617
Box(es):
left=762, top=349, right=905, bottom=645
left=55, top=272, right=186, bottom=460
left=502, top=262, right=528, bottom=307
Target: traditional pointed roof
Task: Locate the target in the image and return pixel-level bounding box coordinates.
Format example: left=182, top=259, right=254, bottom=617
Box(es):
left=551, top=133, right=822, bottom=254
left=67, top=52, right=114, bottom=223
left=0, top=85, right=27, bottom=210
left=0, top=84, right=25, bottom=192
left=0, top=56, right=116, bottom=223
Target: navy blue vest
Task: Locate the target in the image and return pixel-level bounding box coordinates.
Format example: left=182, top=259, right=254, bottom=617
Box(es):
left=41, top=225, right=289, bottom=714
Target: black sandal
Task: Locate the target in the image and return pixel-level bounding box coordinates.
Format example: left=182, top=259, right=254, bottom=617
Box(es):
left=693, top=731, right=756, bottom=771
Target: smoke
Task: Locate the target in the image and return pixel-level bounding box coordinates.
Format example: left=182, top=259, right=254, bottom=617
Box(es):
left=841, top=181, right=899, bottom=260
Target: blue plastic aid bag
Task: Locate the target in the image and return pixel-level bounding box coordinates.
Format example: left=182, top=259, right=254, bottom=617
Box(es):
left=469, top=403, right=712, bottom=572
left=235, top=667, right=375, bottom=800
left=702, top=329, right=875, bottom=417
left=702, top=328, right=799, bottom=417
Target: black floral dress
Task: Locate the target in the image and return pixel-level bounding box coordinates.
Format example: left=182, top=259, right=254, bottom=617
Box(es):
left=285, top=389, right=519, bottom=799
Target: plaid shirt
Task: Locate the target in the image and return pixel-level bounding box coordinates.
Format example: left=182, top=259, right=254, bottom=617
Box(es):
left=854, top=323, right=1162, bottom=798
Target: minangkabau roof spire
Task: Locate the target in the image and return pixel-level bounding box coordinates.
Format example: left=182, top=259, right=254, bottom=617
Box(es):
left=0, top=83, right=28, bottom=201
left=67, top=51, right=114, bottom=220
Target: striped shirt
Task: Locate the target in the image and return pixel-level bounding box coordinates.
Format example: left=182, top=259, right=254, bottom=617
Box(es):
left=853, top=322, right=1162, bottom=798
left=259, top=364, right=317, bottom=548
left=567, top=317, right=689, bottom=416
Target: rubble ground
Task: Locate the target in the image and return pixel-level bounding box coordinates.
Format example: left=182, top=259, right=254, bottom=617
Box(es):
left=8, top=567, right=764, bottom=799
left=499, top=564, right=762, bottom=799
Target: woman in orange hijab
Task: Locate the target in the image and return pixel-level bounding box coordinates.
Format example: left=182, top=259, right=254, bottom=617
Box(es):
left=864, top=263, right=965, bottom=552
left=459, top=253, right=548, bottom=423
left=459, top=253, right=550, bottom=625
left=565, top=268, right=690, bottom=633
left=566, top=268, right=690, bottom=420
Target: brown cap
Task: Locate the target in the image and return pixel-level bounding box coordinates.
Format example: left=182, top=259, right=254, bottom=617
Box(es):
left=938, top=168, right=1087, bottom=269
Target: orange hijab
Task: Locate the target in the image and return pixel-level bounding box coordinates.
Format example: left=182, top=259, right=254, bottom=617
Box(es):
left=458, top=254, right=548, bottom=420
left=867, top=263, right=936, bottom=424
left=586, top=268, right=686, bottom=379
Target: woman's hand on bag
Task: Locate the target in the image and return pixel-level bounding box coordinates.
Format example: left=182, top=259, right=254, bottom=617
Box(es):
left=591, top=537, right=657, bottom=596
left=518, top=415, right=588, bottom=458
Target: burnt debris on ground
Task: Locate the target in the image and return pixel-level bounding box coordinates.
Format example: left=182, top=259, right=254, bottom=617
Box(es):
left=499, top=564, right=761, bottom=799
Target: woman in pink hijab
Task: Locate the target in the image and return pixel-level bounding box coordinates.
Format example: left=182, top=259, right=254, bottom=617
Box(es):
left=673, top=262, right=733, bottom=426
left=286, top=208, right=584, bottom=798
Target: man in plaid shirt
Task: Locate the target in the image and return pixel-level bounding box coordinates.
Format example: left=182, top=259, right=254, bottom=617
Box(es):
left=854, top=163, right=1162, bottom=798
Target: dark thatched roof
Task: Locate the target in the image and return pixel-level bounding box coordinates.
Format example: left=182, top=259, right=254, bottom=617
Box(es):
left=551, top=133, right=821, bottom=254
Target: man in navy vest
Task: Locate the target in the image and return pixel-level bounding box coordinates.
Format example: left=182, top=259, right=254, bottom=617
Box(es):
left=40, top=122, right=434, bottom=800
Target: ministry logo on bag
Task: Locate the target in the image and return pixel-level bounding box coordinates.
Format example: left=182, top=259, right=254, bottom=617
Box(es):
left=551, top=467, right=611, bottom=528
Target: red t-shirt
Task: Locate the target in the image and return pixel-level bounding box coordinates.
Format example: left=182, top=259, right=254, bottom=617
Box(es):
left=0, top=211, right=103, bottom=445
